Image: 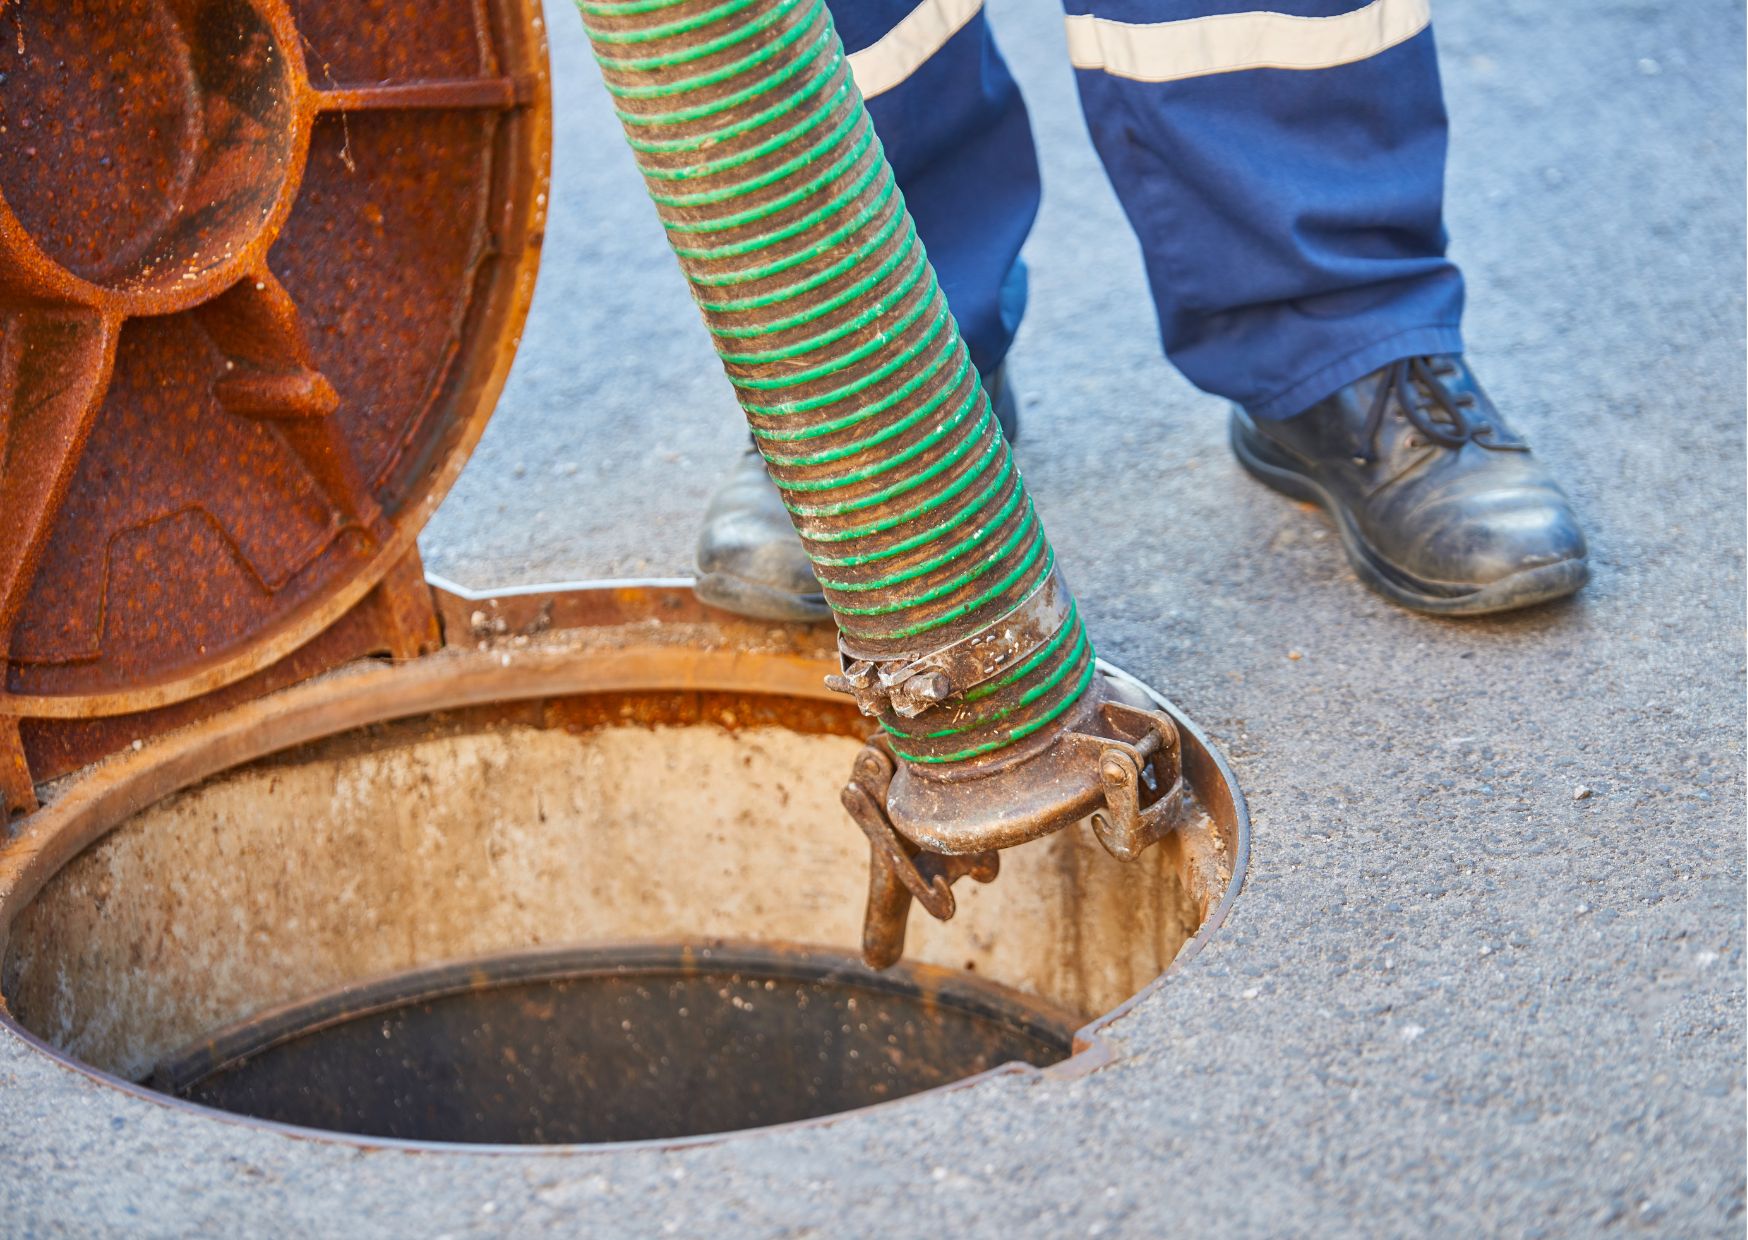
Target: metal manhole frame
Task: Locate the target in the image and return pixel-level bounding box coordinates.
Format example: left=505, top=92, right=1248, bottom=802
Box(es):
left=0, top=579, right=1249, bottom=1155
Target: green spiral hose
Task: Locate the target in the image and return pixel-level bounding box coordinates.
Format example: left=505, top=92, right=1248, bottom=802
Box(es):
left=580, top=0, right=1096, bottom=766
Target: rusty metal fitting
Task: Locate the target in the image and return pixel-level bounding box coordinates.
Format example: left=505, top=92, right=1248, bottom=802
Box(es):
left=821, top=552, right=1187, bottom=963
left=840, top=738, right=1001, bottom=970
left=839, top=669, right=1186, bottom=966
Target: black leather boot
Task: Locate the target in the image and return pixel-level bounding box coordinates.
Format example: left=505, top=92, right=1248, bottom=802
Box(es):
left=694, top=364, right=1020, bottom=621
left=1230, top=355, right=1588, bottom=616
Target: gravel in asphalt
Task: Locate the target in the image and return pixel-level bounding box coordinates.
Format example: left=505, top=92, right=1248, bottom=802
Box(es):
left=5, top=0, right=1744, bottom=1234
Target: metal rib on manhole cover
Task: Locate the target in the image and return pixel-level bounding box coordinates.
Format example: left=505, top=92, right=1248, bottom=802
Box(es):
left=0, top=0, right=550, bottom=716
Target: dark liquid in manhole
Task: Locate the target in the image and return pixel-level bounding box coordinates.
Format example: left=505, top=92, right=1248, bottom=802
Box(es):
left=146, top=945, right=1076, bottom=1144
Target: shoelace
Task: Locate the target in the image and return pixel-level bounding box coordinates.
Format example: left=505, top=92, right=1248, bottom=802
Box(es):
left=1354, top=356, right=1492, bottom=466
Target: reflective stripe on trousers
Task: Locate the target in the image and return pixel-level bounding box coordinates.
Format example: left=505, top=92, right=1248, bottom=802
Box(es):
left=833, top=0, right=1465, bottom=419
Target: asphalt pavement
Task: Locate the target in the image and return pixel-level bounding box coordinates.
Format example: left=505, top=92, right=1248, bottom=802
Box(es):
left=5, top=0, right=1745, bottom=1234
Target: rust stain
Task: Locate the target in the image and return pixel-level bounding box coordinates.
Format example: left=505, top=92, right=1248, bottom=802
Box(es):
left=0, top=0, right=551, bottom=810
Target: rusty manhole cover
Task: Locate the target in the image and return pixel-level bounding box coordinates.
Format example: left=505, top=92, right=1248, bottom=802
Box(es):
left=0, top=0, right=549, bottom=716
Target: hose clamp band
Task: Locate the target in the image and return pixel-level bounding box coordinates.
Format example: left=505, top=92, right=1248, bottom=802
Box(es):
left=827, top=567, right=1074, bottom=718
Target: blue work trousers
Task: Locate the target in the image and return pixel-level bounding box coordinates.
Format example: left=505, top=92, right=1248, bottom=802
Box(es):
left=832, top=0, right=1466, bottom=420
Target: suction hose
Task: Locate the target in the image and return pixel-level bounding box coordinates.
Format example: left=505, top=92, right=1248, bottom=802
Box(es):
left=581, top=0, right=1183, bottom=965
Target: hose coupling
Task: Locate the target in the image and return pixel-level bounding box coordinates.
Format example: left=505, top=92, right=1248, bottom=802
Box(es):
left=838, top=668, right=1187, bottom=968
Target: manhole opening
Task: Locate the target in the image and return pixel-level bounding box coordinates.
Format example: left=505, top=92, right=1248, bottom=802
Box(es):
left=147, top=944, right=1075, bottom=1145
left=0, top=651, right=1240, bottom=1149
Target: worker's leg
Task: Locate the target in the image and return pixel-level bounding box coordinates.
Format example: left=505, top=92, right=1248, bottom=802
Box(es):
left=1063, top=0, right=1464, bottom=420
left=838, top=0, right=1041, bottom=376
left=1065, top=0, right=1587, bottom=614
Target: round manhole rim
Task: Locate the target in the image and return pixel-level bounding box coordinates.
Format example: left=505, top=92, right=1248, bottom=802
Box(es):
left=0, top=578, right=1250, bottom=1156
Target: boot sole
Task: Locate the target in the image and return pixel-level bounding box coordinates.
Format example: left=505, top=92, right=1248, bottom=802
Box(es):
left=1229, top=409, right=1589, bottom=617
left=694, top=571, right=833, bottom=624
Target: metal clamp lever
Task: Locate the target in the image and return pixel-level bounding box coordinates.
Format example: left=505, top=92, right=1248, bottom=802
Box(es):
left=1059, top=700, right=1185, bottom=863
left=840, top=736, right=1000, bottom=969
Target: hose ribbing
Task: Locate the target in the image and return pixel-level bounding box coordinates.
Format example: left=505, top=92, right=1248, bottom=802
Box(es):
left=581, top=0, right=1096, bottom=765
